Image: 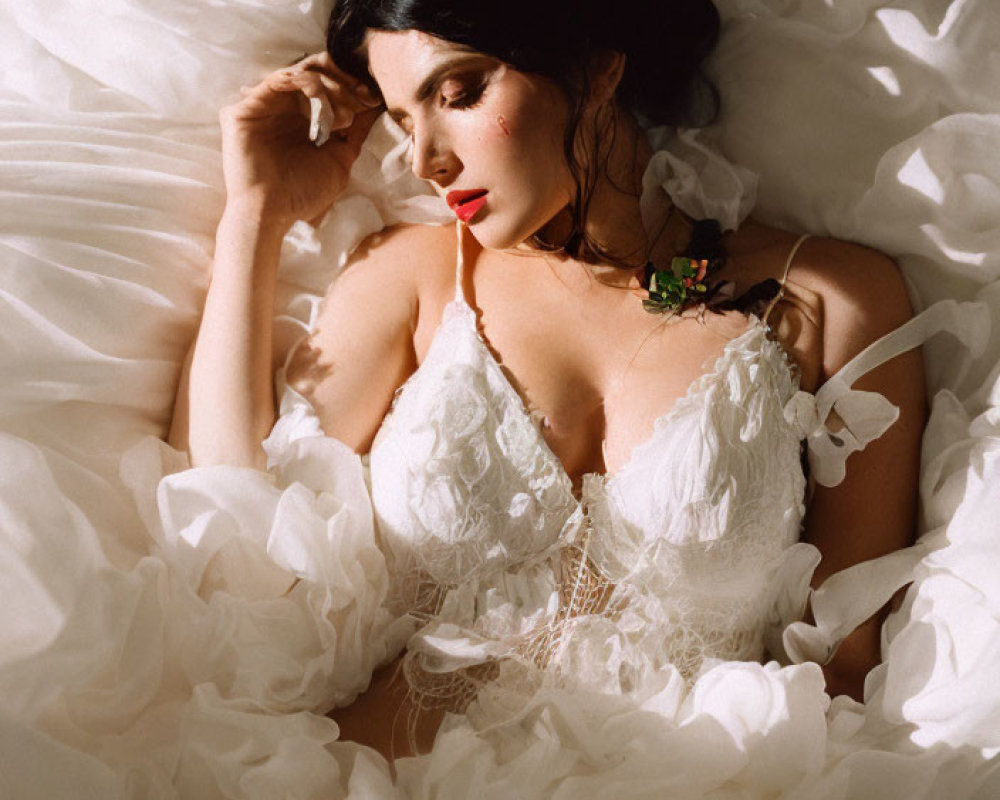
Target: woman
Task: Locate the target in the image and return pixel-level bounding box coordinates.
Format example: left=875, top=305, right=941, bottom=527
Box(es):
left=169, top=0, right=926, bottom=762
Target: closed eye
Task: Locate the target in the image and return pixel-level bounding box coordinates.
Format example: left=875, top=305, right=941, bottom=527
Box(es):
left=387, top=79, right=484, bottom=133
left=383, top=55, right=497, bottom=129
left=441, top=79, right=486, bottom=110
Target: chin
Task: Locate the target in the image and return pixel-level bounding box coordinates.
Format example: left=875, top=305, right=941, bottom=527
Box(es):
left=465, top=220, right=528, bottom=252
left=467, top=211, right=554, bottom=253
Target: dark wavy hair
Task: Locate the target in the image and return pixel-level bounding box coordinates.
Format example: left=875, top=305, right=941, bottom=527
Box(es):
left=327, top=0, right=721, bottom=262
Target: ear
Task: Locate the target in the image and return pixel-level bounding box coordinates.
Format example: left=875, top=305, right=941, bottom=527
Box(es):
left=589, top=50, right=627, bottom=105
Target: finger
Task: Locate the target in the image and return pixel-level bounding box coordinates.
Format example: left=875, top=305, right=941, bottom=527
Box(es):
left=308, top=96, right=334, bottom=147
left=295, top=51, right=354, bottom=85
left=238, top=68, right=307, bottom=103
left=316, top=107, right=379, bottom=171
left=290, top=72, right=374, bottom=141
left=293, top=51, right=382, bottom=107
left=260, top=69, right=379, bottom=149
left=286, top=50, right=312, bottom=68
left=313, top=72, right=382, bottom=117
left=224, top=74, right=301, bottom=121
left=342, top=106, right=382, bottom=152
left=310, top=75, right=376, bottom=129
left=310, top=67, right=382, bottom=107
left=293, top=51, right=333, bottom=71
left=288, top=64, right=379, bottom=116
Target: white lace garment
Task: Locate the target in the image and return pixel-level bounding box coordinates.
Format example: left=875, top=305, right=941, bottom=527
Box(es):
left=306, top=223, right=982, bottom=720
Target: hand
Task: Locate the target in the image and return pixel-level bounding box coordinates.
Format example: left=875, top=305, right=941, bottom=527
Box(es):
left=219, top=51, right=383, bottom=228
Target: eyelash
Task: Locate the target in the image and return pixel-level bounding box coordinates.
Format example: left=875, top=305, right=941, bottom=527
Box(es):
left=441, top=80, right=486, bottom=110
left=400, top=76, right=488, bottom=137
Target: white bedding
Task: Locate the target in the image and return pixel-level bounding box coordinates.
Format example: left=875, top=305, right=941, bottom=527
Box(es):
left=1, top=0, right=999, bottom=797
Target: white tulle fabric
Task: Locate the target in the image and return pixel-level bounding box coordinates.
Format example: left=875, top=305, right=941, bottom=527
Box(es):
left=4, top=0, right=1000, bottom=791
left=259, top=235, right=992, bottom=796
left=366, top=287, right=810, bottom=695
left=269, top=215, right=990, bottom=720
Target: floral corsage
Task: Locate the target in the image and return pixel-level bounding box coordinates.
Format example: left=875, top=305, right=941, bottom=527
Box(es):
left=642, top=219, right=730, bottom=314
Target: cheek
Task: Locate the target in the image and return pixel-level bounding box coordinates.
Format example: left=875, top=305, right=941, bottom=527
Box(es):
left=487, top=99, right=534, bottom=141
left=474, top=72, right=565, bottom=155
left=478, top=102, right=555, bottom=162
left=473, top=104, right=520, bottom=144
left=464, top=115, right=511, bottom=147
left=508, top=94, right=566, bottom=164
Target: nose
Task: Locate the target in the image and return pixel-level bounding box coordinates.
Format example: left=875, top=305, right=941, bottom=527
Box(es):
left=410, top=123, right=458, bottom=186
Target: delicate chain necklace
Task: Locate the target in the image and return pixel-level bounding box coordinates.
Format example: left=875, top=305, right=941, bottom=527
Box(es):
left=642, top=218, right=729, bottom=314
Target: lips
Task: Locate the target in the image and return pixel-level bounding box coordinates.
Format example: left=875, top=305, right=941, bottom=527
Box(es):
left=446, top=189, right=488, bottom=223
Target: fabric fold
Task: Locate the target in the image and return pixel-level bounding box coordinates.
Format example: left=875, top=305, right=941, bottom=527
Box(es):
left=781, top=540, right=935, bottom=666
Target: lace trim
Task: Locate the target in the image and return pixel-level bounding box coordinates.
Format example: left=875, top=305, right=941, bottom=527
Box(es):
left=397, top=525, right=619, bottom=746
left=387, top=308, right=809, bottom=747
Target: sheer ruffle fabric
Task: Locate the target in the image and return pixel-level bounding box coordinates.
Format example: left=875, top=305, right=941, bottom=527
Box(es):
left=2, top=0, right=1000, bottom=797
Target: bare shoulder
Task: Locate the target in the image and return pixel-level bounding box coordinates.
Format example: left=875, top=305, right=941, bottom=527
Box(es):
left=312, top=222, right=457, bottom=351
left=728, top=220, right=914, bottom=380
left=785, top=235, right=914, bottom=379
left=323, top=222, right=457, bottom=309
left=286, top=223, right=458, bottom=452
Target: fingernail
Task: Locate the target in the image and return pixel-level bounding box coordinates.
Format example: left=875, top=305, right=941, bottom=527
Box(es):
left=308, top=97, right=323, bottom=141
left=316, top=119, right=330, bottom=147
left=314, top=120, right=330, bottom=148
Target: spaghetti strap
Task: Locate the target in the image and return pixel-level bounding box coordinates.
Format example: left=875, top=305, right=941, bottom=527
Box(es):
left=762, top=234, right=811, bottom=323
left=454, top=221, right=466, bottom=304
left=813, top=299, right=988, bottom=422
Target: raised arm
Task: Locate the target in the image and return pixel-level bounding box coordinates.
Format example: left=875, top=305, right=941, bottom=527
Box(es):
left=168, top=54, right=381, bottom=468
left=167, top=208, right=285, bottom=468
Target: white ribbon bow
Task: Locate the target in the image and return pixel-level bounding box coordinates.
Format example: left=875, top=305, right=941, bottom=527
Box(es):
left=781, top=299, right=991, bottom=487
left=783, top=386, right=899, bottom=487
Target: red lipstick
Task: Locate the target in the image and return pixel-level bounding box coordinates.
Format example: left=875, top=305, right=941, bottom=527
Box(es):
left=446, top=189, right=488, bottom=223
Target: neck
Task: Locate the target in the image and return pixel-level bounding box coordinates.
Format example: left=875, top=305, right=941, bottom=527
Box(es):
left=536, top=108, right=687, bottom=284
left=586, top=112, right=654, bottom=265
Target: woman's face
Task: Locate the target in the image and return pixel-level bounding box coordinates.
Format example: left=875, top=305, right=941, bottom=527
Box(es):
left=366, top=30, right=575, bottom=250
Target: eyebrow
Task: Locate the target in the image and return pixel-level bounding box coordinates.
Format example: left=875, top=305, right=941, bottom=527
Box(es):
left=382, top=53, right=490, bottom=122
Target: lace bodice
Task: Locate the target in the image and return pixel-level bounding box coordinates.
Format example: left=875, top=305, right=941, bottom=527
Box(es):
left=257, top=208, right=987, bottom=731
left=352, top=224, right=984, bottom=705
left=364, top=226, right=808, bottom=702
left=369, top=297, right=580, bottom=591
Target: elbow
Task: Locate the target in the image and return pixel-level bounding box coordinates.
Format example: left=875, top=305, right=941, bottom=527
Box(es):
left=185, top=439, right=269, bottom=471
left=167, top=400, right=271, bottom=471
